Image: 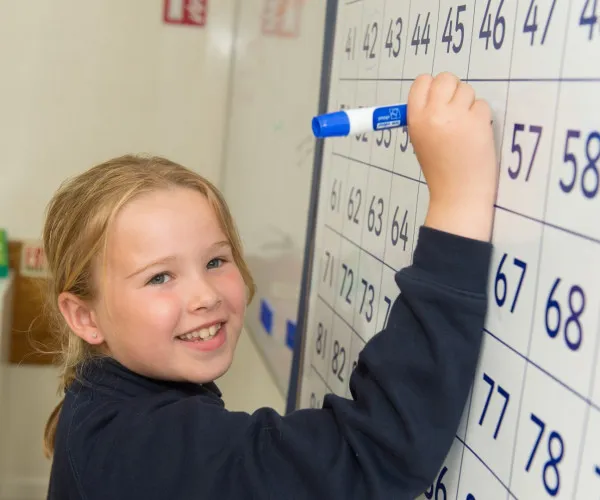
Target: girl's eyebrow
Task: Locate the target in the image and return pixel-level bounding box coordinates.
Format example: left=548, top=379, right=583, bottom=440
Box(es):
left=126, top=255, right=177, bottom=279
left=211, top=240, right=231, bottom=251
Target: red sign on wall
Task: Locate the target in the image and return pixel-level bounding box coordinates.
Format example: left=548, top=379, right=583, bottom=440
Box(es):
left=261, top=0, right=304, bottom=38
left=164, top=0, right=207, bottom=27
left=20, top=240, right=48, bottom=278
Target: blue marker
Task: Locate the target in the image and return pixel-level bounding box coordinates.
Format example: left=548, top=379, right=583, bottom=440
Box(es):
left=312, top=103, right=407, bottom=138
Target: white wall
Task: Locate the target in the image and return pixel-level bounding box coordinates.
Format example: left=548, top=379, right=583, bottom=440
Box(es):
left=0, top=1, right=283, bottom=499
left=0, top=0, right=234, bottom=241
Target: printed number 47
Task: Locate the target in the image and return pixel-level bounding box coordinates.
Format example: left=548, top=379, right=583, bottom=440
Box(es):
left=523, top=0, right=557, bottom=46
left=479, top=373, right=510, bottom=439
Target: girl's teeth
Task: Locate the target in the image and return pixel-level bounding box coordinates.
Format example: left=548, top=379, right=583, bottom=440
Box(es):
left=179, top=324, right=221, bottom=341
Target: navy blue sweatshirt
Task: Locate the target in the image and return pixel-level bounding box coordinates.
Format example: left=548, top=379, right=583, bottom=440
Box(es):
left=47, top=226, right=491, bottom=499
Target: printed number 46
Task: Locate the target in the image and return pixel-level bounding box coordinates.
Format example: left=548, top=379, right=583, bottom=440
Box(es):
left=479, top=0, right=506, bottom=50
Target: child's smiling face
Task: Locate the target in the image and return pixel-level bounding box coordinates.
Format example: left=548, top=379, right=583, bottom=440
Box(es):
left=90, top=186, right=247, bottom=384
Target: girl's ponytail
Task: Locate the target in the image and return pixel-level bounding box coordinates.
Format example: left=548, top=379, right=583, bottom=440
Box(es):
left=41, top=332, right=88, bottom=458
left=43, top=399, right=64, bottom=458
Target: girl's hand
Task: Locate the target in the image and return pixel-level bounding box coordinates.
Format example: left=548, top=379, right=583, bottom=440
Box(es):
left=407, top=72, right=499, bottom=242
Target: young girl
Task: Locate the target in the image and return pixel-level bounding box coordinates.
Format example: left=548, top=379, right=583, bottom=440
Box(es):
left=44, top=72, right=498, bottom=499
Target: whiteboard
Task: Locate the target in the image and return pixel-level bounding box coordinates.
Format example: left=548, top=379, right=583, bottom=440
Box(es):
left=289, top=0, right=600, bottom=498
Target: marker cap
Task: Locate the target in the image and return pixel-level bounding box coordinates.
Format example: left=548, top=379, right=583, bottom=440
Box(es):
left=311, top=111, right=350, bottom=138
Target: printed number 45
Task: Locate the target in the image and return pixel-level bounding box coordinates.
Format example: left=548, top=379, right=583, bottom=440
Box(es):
left=442, top=4, right=467, bottom=54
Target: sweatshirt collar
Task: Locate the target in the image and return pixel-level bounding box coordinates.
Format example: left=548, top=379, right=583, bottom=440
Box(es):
left=72, top=356, right=223, bottom=401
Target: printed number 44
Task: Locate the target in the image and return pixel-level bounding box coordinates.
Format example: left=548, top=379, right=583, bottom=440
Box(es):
left=412, top=12, right=432, bottom=55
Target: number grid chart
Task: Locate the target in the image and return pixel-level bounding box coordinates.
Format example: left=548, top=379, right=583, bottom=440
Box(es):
left=293, top=0, right=600, bottom=498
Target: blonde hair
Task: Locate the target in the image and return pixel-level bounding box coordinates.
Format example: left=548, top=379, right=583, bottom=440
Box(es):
left=42, top=154, right=255, bottom=458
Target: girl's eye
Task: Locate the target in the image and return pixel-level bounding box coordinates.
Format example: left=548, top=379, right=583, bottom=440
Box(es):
left=147, top=272, right=171, bottom=286
left=207, top=258, right=224, bottom=270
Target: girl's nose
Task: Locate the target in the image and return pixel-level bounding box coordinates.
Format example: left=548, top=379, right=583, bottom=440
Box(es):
left=188, top=279, right=221, bottom=312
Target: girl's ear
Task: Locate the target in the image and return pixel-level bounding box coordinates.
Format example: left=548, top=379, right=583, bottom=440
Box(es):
left=57, top=292, right=105, bottom=345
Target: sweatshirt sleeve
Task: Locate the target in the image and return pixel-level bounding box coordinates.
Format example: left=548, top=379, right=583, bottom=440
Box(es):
left=81, top=226, right=492, bottom=500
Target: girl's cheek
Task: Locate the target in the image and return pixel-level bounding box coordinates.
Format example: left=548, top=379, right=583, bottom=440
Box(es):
left=219, top=268, right=247, bottom=307
left=122, top=288, right=181, bottom=328
left=147, top=292, right=181, bottom=322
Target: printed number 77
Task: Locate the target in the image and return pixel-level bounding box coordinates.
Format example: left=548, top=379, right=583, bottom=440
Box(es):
left=479, top=373, right=510, bottom=439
